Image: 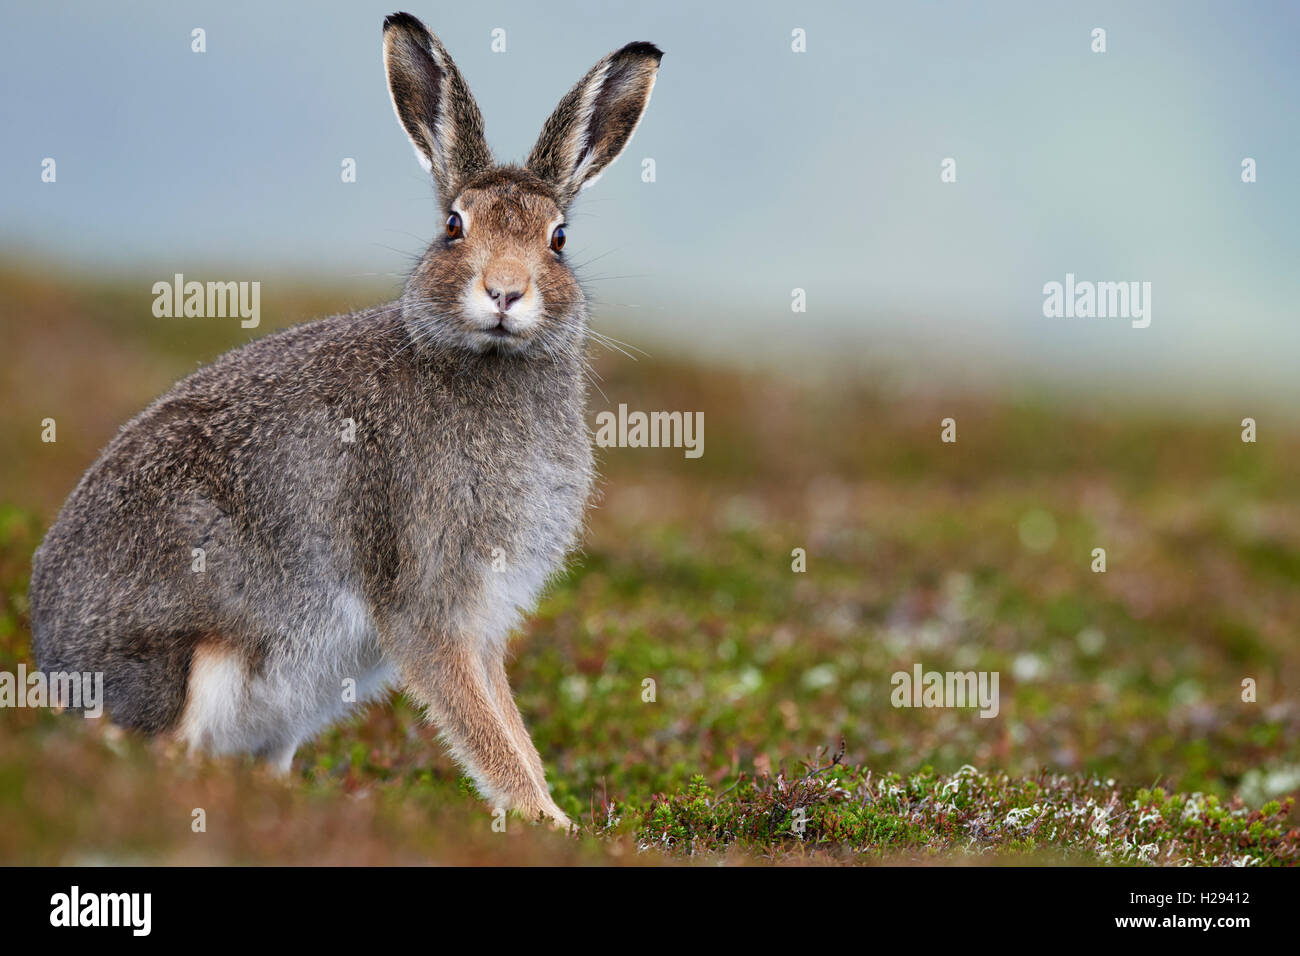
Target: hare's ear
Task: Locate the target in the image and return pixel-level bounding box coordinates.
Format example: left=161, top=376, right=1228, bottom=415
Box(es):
left=383, top=12, right=493, bottom=201
left=526, top=42, right=662, bottom=207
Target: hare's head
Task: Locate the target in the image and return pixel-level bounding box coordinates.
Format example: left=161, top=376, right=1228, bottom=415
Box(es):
left=382, top=12, right=661, bottom=356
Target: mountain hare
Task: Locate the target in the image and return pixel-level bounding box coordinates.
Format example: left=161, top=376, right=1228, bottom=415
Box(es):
left=29, top=11, right=661, bottom=828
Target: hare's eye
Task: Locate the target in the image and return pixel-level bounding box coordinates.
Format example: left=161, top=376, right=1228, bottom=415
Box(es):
left=445, top=213, right=464, bottom=240
left=550, top=225, right=566, bottom=252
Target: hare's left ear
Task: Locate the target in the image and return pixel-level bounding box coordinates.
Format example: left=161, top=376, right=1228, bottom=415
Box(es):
left=527, top=42, right=662, bottom=208
left=383, top=12, right=493, bottom=202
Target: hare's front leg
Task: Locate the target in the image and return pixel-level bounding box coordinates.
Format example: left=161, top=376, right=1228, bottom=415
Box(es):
left=483, top=651, right=554, bottom=804
left=401, top=640, right=570, bottom=828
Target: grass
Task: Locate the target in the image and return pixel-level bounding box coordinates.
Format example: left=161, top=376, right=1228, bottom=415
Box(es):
left=1, top=263, right=1297, bottom=865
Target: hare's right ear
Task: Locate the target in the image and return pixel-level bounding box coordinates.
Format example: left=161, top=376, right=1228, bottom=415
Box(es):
left=383, top=12, right=493, bottom=201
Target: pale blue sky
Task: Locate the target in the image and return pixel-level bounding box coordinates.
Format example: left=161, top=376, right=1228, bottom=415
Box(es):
left=2, top=1, right=1297, bottom=397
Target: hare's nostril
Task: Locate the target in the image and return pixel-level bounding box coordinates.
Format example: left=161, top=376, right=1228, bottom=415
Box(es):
left=488, top=288, right=525, bottom=312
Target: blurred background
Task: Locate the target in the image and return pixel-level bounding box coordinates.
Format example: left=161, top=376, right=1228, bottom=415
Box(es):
left=1, top=1, right=1297, bottom=864
left=2, top=0, right=1299, bottom=398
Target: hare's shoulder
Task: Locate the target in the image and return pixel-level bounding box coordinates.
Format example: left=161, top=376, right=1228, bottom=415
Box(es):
left=177, top=305, right=408, bottom=393
left=103, top=305, right=407, bottom=447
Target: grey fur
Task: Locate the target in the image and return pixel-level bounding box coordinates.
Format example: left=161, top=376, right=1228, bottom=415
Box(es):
left=30, top=307, right=591, bottom=735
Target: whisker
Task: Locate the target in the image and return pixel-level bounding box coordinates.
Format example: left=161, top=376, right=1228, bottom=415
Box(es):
left=587, top=329, right=649, bottom=357
left=584, top=333, right=639, bottom=362
left=370, top=243, right=425, bottom=262
left=570, top=247, right=622, bottom=271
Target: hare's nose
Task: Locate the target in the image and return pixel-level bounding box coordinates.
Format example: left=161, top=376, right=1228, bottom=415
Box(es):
left=488, top=287, right=525, bottom=312
left=483, top=263, right=529, bottom=313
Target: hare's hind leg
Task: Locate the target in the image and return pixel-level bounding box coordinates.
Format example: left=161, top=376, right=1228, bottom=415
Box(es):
left=176, top=641, right=307, bottom=771
left=400, top=640, right=569, bottom=828
left=176, top=641, right=248, bottom=756
left=255, top=738, right=301, bottom=775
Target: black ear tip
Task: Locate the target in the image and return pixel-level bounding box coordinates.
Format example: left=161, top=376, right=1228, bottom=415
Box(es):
left=383, top=12, right=423, bottom=34
left=619, top=40, right=663, bottom=62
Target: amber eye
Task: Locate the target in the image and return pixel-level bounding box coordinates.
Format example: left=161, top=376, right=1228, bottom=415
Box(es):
left=550, top=225, right=566, bottom=252
left=446, top=212, right=463, bottom=239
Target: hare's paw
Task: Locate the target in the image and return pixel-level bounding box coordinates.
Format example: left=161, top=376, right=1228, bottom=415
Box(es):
left=540, top=804, right=573, bottom=832
left=510, top=796, right=571, bottom=831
